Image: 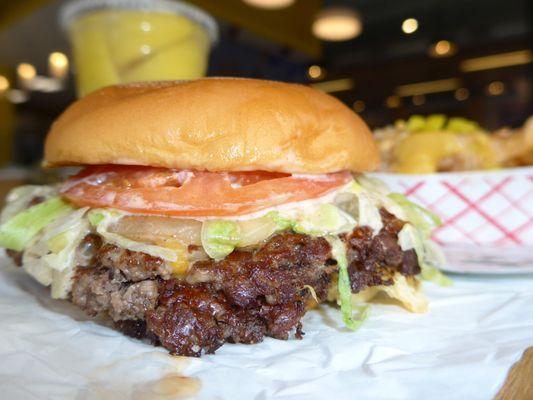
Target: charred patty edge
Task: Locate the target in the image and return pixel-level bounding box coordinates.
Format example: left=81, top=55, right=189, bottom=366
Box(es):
left=66, top=209, right=419, bottom=356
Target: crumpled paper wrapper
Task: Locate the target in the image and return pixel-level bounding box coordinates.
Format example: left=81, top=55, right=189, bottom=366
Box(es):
left=1, top=254, right=532, bottom=400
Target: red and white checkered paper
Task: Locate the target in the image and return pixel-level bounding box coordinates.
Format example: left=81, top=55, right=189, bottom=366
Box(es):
left=372, top=167, right=533, bottom=247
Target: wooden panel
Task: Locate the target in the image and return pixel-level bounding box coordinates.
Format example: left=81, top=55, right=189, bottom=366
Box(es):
left=0, top=98, right=14, bottom=167
left=496, top=347, right=533, bottom=400
left=187, top=0, right=322, bottom=57
left=0, top=0, right=53, bottom=32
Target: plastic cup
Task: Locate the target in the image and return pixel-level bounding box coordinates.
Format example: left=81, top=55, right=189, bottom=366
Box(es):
left=60, top=0, right=217, bottom=97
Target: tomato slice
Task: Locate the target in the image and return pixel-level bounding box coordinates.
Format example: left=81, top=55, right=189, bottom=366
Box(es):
left=61, top=165, right=352, bottom=217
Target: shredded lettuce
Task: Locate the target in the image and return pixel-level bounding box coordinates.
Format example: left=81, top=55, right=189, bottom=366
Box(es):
left=389, top=193, right=441, bottom=238
left=326, top=235, right=370, bottom=330
left=0, top=185, right=57, bottom=224
left=355, top=176, right=390, bottom=197
left=42, top=207, right=90, bottom=272
left=51, top=267, right=77, bottom=299
left=266, top=205, right=356, bottom=238
left=293, top=204, right=356, bottom=236
left=333, top=192, right=359, bottom=218
left=267, top=211, right=294, bottom=231
left=356, top=191, right=383, bottom=234
left=44, top=208, right=90, bottom=298
left=88, top=211, right=104, bottom=227
left=353, top=177, right=408, bottom=222
left=22, top=242, right=53, bottom=286
left=0, top=197, right=74, bottom=251
left=21, top=206, right=91, bottom=299
left=419, top=240, right=450, bottom=286
left=421, top=265, right=452, bottom=286
left=201, top=220, right=241, bottom=260
left=369, top=183, right=449, bottom=286
left=398, top=224, right=452, bottom=286
left=348, top=180, right=384, bottom=233
left=348, top=180, right=450, bottom=286
left=47, top=231, right=70, bottom=254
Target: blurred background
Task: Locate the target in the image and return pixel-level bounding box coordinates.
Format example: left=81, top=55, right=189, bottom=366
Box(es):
left=0, top=0, right=531, bottom=168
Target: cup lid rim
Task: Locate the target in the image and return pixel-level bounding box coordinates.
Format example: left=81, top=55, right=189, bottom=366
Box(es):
left=59, top=0, right=219, bottom=43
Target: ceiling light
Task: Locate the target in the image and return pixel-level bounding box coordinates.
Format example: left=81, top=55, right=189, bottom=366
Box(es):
left=242, top=0, right=295, bottom=9
left=352, top=100, right=365, bottom=113
left=395, top=78, right=461, bottom=97
left=49, top=52, right=69, bottom=79
left=0, top=75, right=9, bottom=92
left=310, top=78, right=354, bottom=93
left=460, top=50, right=532, bottom=72
left=412, top=94, right=426, bottom=106
left=312, top=7, right=362, bottom=41
left=385, top=95, right=401, bottom=108
left=402, top=18, right=418, bottom=34
left=17, top=63, right=36, bottom=82
left=454, top=88, right=469, bottom=101
left=31, top=76, right=64, bottom=92
left=308, top=65, right=324, bottom=80
left=487, top=81, right=505, bottom=96
left=6, top=89, right=29, bottom=104
left=428, top=40, right=457, bottom=58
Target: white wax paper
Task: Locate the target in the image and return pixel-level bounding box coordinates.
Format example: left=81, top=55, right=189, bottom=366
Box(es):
left=1, top=254, right=532, bottom=400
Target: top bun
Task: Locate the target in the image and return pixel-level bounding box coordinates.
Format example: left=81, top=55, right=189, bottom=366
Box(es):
left=44, top=78, right=379, bottom=173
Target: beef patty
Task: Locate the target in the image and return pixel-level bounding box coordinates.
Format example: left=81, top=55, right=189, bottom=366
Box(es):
left=67, top=209, right=419, bottom=356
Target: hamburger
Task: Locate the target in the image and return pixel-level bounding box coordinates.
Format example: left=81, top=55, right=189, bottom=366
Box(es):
left=0, top=78, right=448, bottom=357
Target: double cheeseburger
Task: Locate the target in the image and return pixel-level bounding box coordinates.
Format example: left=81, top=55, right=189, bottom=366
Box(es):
left=0, top=79, right=447, bottom=357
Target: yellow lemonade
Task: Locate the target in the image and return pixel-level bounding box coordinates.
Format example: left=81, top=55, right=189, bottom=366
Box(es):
left=63, top=2, right=216, bottom=97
